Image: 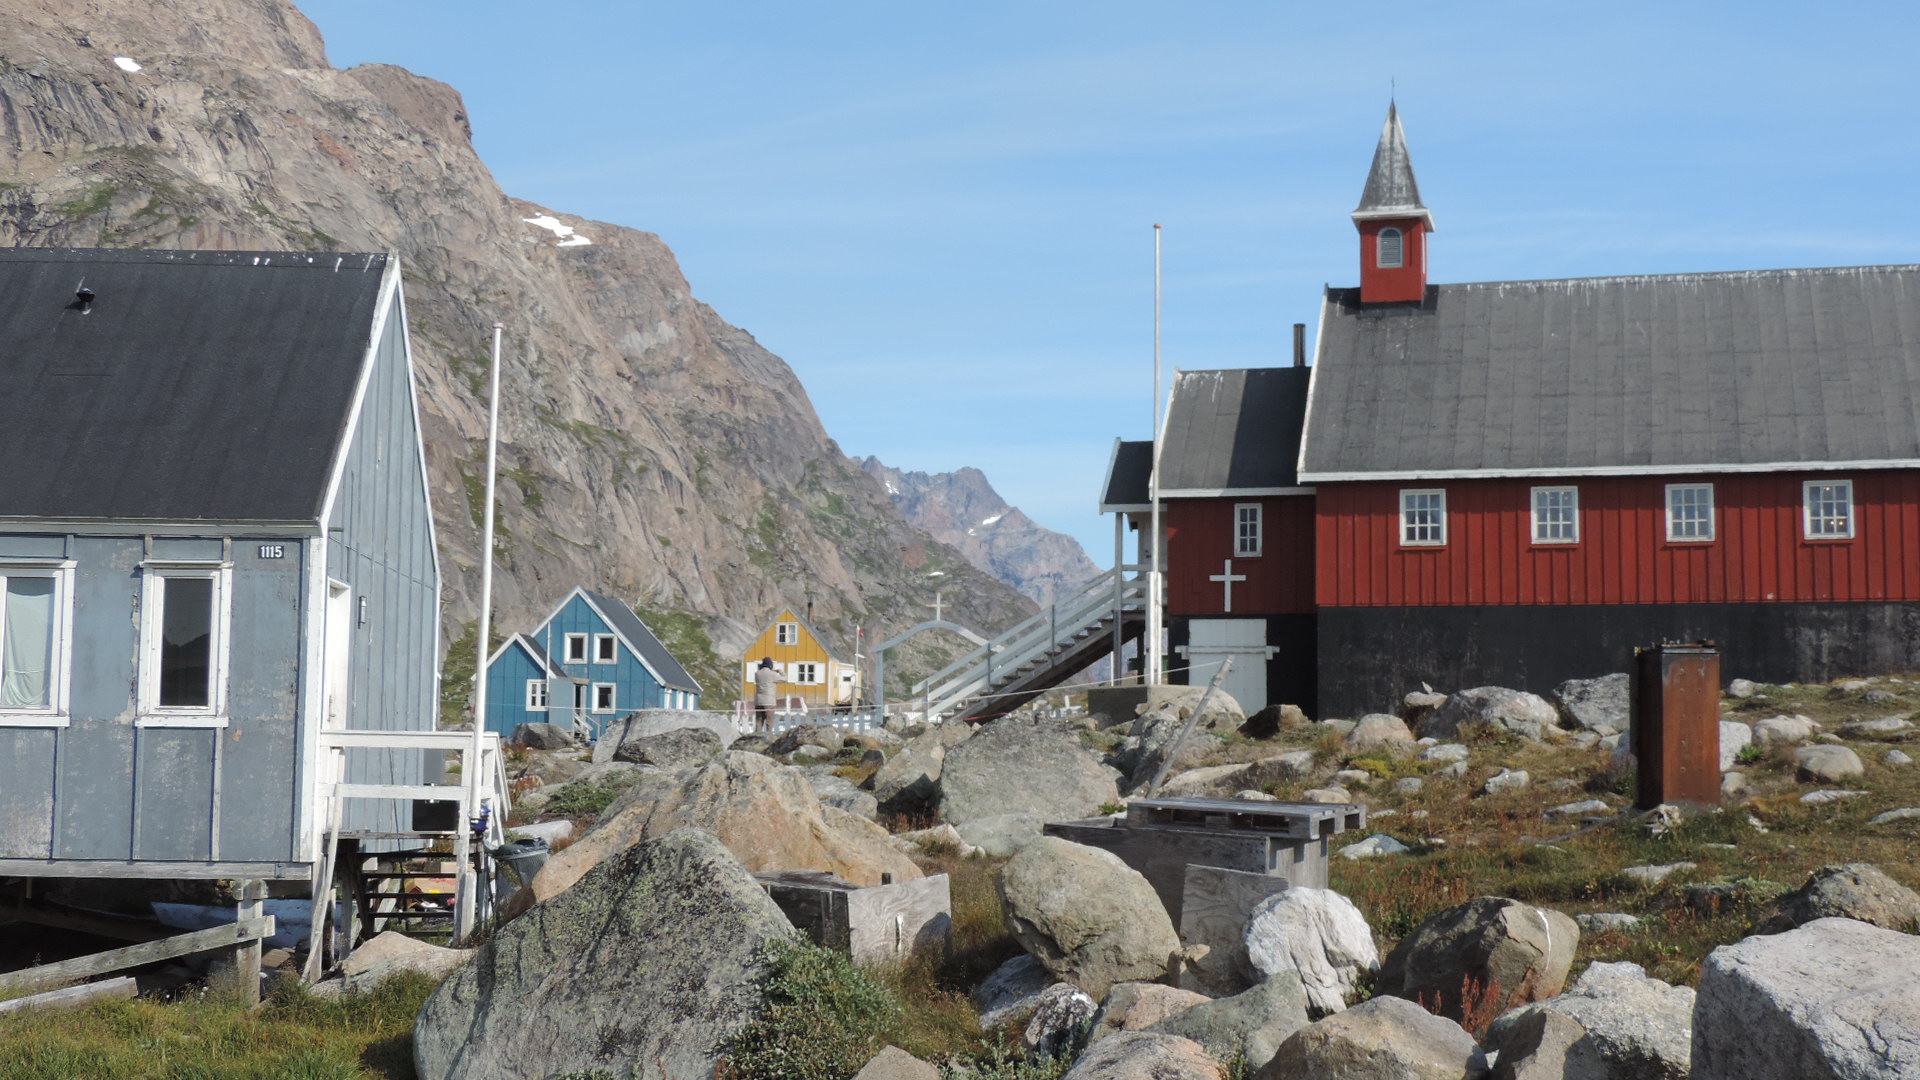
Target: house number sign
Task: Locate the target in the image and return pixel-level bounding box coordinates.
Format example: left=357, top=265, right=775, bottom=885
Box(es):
left=258, top=544, right=286, bottom=559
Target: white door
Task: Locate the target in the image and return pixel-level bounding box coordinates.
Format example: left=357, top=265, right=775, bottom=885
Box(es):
left=1185, top=618, right=1274, bottom=713
left=325, top=581, right=352, bottom=731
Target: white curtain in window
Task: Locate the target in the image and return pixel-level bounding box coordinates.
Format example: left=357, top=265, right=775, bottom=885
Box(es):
left=2, top=577, right=54, bottom=709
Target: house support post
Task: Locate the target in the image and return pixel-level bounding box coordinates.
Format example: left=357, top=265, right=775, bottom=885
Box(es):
left=208, top=879, right=265, bottom=1006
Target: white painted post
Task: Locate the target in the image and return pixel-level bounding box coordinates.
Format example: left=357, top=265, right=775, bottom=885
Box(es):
left=1147, top=224, right=1166, bottom=686
left=458, top=322, right=504, bottom=943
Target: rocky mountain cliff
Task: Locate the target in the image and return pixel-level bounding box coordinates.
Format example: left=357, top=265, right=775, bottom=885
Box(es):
left=0, top=0, right=1035, bottom=690
left=860, top=458, right=1102, bottom=608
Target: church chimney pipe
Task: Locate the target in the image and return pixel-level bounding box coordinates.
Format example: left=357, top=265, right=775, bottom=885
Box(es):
left=1292, top=323, right=1306, bottom=367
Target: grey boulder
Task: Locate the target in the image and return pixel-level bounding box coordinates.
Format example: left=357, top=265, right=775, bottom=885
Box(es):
left=1549, top=674, right=1630, bottom=735
left=1794, top=745, right=1864, bottom=784
left=1692, top=917, right=1920, bottom=1079
left=940, top=718, right=1119, bottom=826
left=593, top=710, right=739, bottom=763
left=1244, top=886, right=1380, bottom=1016
left=509, top=721, right=575, bottom=750
left=1258, top=994, right=1489, bottom=1080
left=1758, top=863, right=1920, bottom=934
left=1347, top=713, right=1417, bottom=752
left=870, top=720, right=972, bottom=814
left=1377, top=896, right=1579, bottom=1024
left=1150, top=970, right=1312, bottom=1073
left=998, top=837, right=1181, bottom=999
left=853, top=1045, right=940, bottom=1080
left=1483, top=961, right=1694, bottom=1080
left=612, top=725, right=724, bottom=769
left=1423, top=687, right=1561, bottom=742
left=1063, top=1031, right=1224, bottom=1080
left=413, top=828, right=793, bottom=1080
left=973, top=953, right=1053, bottom=1030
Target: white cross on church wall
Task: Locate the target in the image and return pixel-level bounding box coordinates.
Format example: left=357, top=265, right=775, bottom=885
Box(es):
left=1210, top=559, right=1247, bottom=612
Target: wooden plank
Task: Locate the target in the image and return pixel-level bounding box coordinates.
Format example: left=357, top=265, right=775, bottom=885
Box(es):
left=0, top=859, right=310, bottom=880
left=0, top=917, right=275, bottom=995
left=0, top=976, right=138, bottom=1015
left=1044, top=820, right=1275, bottom=924
left=1177, top=866, right=1291, bottom=997
left=846, top=874, right=951, bottom=966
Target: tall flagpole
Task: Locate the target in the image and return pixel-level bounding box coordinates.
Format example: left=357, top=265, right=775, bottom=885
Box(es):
left=1147, top=225, right=1164, bottom=686
left=459, top=322, right=503, bottom=941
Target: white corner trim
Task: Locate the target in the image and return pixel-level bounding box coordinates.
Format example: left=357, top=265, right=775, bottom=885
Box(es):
left=317, top=260, right=394, bottom=532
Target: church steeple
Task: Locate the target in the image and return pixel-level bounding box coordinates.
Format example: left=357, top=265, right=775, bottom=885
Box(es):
left=1352, top=102, right=1432, bottom=304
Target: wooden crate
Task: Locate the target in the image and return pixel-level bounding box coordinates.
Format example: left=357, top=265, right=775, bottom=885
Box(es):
left=755, top=871, right=951, bottom=966
left=1044, top=798, right=1364, bottom=923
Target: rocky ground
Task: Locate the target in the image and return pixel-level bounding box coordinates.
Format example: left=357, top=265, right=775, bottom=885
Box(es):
left=364, top=676, right=1920, bottom=1077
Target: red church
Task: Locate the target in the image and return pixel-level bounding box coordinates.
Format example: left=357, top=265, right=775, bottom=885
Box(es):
left=1106, top=104, right=1920, bottom=717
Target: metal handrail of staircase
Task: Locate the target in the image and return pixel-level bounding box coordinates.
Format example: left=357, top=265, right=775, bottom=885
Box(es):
left=912, top=566, right=1148, bottom=721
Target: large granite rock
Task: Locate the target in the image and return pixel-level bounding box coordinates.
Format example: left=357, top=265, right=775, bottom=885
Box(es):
left=593, top=710, right=740, bottom=763
left=1024, top=982, right=1100, bottom=1059
left=1244, top=887, right=1380, bottom=1016
left=1258, top=994, right=1490, bottom=1080
left=1692, top=917, right=1920, bottom=1079
left=1421, top=688, right=1561, bottom=742
left=1549, top=674, right=1630, bottom=735
left=1718, top=721, right=1753, bottom=772
left=768, top=723, right=849, bottom=757
left=1150, top=971, right=1312, bottom=1073
left=340, top=930, right=471, bottom=994
left=999, top=837, right=1181, bottom=999
left=413, top=829, right=793, bottom=1080
left=1377, top=897, right=1579, bottom=1024
left=1483, top=961, right=1694, bottom=1080
left=531, top=751, right=919, bottom=901
left=1794, top=745, right=1864, bottom=784
left=801, top=767, right=880, bottom=820
left=940, top=718, right=1119, bottom=826
left=1091, top=982, right=1209, bottom=1042
left=1063, top=1032, right=1224, bottom=1080
left=1347, top=714, right=1417, bottom=752
left=853, top=1045, right=940, bottom=1080
left=613, top=725, right=724, bottom=769
left=509, top=721, right=575, bottom=750
left=1752, top=714, right=1818, bottom=747
left=973, top=953, right=1053, bottom=1030
left=871, top=721, right=973, bottom=814
left=1758, top=863, right=1920, bottom=934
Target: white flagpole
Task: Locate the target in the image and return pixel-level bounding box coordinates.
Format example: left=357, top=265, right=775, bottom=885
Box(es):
left=1147, top=225, right=1164, bottom=686
left=458, top=322, right=503, bottom=941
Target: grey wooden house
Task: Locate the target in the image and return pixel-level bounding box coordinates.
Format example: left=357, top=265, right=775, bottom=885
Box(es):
left=0, top=249, right=492, bottom=901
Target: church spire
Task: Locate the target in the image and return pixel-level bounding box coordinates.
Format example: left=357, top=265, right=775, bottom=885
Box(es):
left=1352, top=102, right=1432, bottom=304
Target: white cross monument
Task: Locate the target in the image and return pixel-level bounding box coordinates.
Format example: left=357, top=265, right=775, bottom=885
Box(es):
left=1210, top=559, right=1246, bottom=612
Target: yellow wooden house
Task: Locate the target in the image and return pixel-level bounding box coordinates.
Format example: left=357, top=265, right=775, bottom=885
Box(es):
left=739, top=608, right=861, bottom=709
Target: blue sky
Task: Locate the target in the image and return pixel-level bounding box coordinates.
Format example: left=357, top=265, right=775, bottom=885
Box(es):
left=297, top=1, right=1920, bottom=563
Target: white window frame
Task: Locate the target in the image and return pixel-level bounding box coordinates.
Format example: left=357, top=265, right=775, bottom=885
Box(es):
left=136, top=560, right=233, bottom=729
left=1377, top=227, right=1404, bottom=269
left=1530, top=486, right=1580, bottom=544
left=562, top=632, right=589, bottom=664
left=525, top=679, right=549, bottom=711
left=792, top=661, right=821, bottom=685
left=1234, top=503, right=1263, bottom=558
left=593, top=633, right=617, bottom=664
left=1665, top=483, right=1716, bottom=542
left=1804, top=479, right=1855, bottom=540
left=592, top=682, right=617, bottom=713
left=0, top=560, right=75, bottom=728
left=775, top=621, right=799, bottom=646
left=1399, top=489, right=1447, bottom=547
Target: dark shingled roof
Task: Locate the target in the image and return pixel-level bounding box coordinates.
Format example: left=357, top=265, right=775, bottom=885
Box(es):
left=583, top=589, right=703, bottom=693
left=1100, top=439, right=1153, bottom=510
left=1354, top=103, right=1430, bottom=226
left=0, top=248, right=390, bottom=521
left=1300, top=266, right=1920, bottom=480
left=1160, top=368, right=1312, bottom=493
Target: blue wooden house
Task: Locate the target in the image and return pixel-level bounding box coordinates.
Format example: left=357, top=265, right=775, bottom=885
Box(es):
left=483, top=587, right=703, bottom=738
left=0, top=248, right=477, bottom=900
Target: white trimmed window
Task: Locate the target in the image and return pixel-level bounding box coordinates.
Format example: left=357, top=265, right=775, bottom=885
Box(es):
left=1666, top=484, right=1715, bottom=542
left=563, top=633, right=588, bottom=664
left=1377, top=227, right=1404, bottom=269
left=1400, top=489, right=1447, bottom=546
left=137, top=562, right=232, bottom=727
left=0, top=561, right=74, bottom=726
left=775, top=621, right=799, bottom=646
left=592, top=682, right=617, bottom=713
left=594, top=633, right=617, bottom=664
left=1531, top=486, right=1579, bottom=544
left=793, top=662, right=821, bottom=685
left=1804, top=480, right=1854, bottom=539
left=1234, top=503, right=1263, bottom=557
left=526, top=679, right=549, bottom=711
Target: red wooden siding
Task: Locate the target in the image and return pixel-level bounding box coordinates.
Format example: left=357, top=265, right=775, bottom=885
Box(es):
left=1357, top=219, right=1427, bottom=304
left=1167, top=496, right=1317, bottom=615
left=1316, top=471, right=1920, bottom=608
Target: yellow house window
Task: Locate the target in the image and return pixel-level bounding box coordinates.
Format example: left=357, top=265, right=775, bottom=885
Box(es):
left=775, top=622, right=799, bottom=645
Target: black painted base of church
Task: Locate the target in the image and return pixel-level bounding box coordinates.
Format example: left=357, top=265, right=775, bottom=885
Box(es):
left=1316, top=601, right=1920, bottom=719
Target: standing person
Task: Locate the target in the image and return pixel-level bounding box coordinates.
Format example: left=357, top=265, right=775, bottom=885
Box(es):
left=753, top=657, right=780, bottom=733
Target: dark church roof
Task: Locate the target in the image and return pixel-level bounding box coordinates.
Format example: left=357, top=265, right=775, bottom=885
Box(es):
left=1099, top=439, right=1154, bottom=511
left=1160, top=368, right=1312, bottom=494
left=1353, top=102, right=1431, bottom=228
left=0, top=248, right=391, bottom=522
left=1299, top=265, right=1920, bottom=481
left=582, top=589, right=703, bottom=693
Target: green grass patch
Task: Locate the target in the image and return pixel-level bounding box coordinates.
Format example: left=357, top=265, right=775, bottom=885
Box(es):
left=0, top=971, right=438, bottom=1080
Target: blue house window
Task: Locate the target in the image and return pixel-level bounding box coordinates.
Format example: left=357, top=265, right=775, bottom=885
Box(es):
left=593, top=683, right=617, bottom=713
left=594, top=634, right=617, bottom=663
left=526, top=679, right=548, bottom=711
left=563, top=633, right=588, bottom=664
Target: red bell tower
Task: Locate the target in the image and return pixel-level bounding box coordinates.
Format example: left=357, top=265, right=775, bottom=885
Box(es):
left=1353, top=103, right=1432, bottom=304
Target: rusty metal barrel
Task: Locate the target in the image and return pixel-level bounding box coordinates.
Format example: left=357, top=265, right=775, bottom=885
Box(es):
left=1631, top=642, right=1722, bottom=809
